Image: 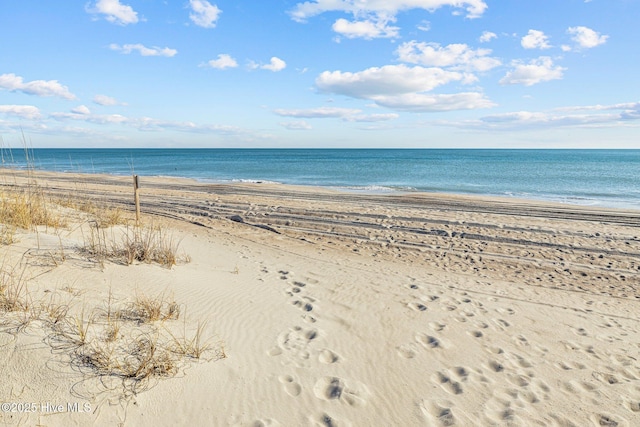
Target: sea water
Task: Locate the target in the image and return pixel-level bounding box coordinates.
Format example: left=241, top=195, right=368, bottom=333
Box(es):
left=2, top=148, right=639, bottom=210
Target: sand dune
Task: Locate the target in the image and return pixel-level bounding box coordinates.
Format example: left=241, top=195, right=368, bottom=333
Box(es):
left=0, top=170, right=639, bottom=426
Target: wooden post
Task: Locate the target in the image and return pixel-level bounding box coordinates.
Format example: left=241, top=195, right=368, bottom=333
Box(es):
left=133, top=174, right=141, bottom=225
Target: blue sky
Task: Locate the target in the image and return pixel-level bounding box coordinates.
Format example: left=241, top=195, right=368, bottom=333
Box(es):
left=0, top=0, right=638, bottom=148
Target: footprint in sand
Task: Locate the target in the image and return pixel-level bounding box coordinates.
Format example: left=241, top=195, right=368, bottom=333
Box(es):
left=475, top=321, right=489, bottom=329
left=534, top=379, right=551, bottom=393
left=468, top=330, right=484, bottom=338
left=273, top=326, right=320, bottom=363
left=591, top=413, right=629, bottom=427
left=278, top=375, right=302, bottom=397
left=626, top=399, right=640, bottom=413
left=514, top=335, right=529, bottom=347
left=251, top=419, right=281, bottom=427
left=397, top=343, right=419, bottom=359
left=452, top=366, right=469, bottom=382
left=496, top=307, right=516, bottom=315
left=319, top=349, right=340, bottom=364
left=571, top=326, right=588, bottom=336
left=420, top=400, right=457, bottom=426
left=416, top=333, right=443, bottom=349
left=313, top=377, right=369, bottom=407
left=486, top=359, right=505, bottom=373
left=302, top=314, right=317, bottom=324
left=507, top=374, right=531, bottom=388
left=431, top=371, right=463, bottom=395
left=592, top=371, right=620, bottom=385
left=429, top=322, right=446, bottom=332
left=517, top=389, right=539, bottom=404
left=287, top=286, right=302, bottom=295
left=484, top=345, right=504, bottom=355
left=279, top=270, right=290, bottom=280
left=408, top=301, right=428, bottom=312
left=556, top=361, right=573, bottom=371
left=292, top=299, right=314, bottom=312
left=309, top=412, right=350, bottom=427
left=494, top=319, right=510, bottom=329
left=482, top=399, right=519, bottom=426
left=503, top=352, right=533, bottom=369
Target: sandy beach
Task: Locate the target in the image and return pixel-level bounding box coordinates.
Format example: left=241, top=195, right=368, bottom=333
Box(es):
left=1, top=169, right=639, bottom=426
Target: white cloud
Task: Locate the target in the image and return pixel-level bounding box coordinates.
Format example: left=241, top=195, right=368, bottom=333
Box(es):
left=479, top=31, right=497, bottom=43
left=555, top=102, right=640, bottom=113
left=274, top=107, right=362, bottom=118
left=189, top=0, right=221, bottom=28
left=315, top=64, right=493, bottom=112
left=332, top=17, right=399, bottom=39
left=396, top=41, right=501, bottom=72
left=521, top=29, right=551, bottom=49
left=0, top=105, right=42, bottom=120
left=567, top=26, right=608, bottom=49
left=450, top=102, right=640, bottom=131
left=0, top=73, right=76, bottom=100
left=109, top=43, right=178, bottom=57
left=316, top=64, right=467, bottom=98
left=203, top=54, right=238, bottom=69
left=417, top=20, right=431, bottom=32
left=280, top=121, right=313, bottom=130
left=348, top=113, right=399, bottom=122
left=49, top=110, right=246, bottom=135
left=88, top=0, right=139, bottom=25
left=93, top=94, right=125, bottom=106
left=71, top=105, right=91, bottom=115
left=260, top=57, right=287, bottom=72
left=499, top=57, right=565, bottom=86
left=290, top=0, right=488, bottom=22
left=371, top=92, right=495, bottom=112
left=51, top=111, right=129, bottom=124
left=274, top=107, right=400, bottom=122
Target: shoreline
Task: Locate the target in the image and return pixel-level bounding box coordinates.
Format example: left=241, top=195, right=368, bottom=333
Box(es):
left=2, top=147, right=640, bottom=211
left=4, top=167, right=640, bottom=215
left=1, top=168, right=639, bottom=426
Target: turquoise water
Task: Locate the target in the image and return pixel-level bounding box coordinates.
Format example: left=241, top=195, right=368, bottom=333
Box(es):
left=2, top=149, right=639, bottom=210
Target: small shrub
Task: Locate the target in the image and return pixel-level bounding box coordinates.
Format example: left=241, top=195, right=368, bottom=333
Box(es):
left=168, top=321, right=211, bottom=359
left=0, top=189, right=66, bottom=230
left=0, top=268, right=30, bottom=313
left=81, top=222, right=185, bottom=268
left=116, top=292, right=180, bottom=324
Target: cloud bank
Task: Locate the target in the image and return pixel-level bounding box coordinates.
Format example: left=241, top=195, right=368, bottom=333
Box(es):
left=290, top=0, right=488, bottom=39
left=0, top=73, right=76, bottom=100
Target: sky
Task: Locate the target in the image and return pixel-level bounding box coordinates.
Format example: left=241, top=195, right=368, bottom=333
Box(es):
left=0, top=0, right=639, bottom=148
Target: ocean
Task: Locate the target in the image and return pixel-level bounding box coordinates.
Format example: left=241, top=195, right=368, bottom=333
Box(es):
left=2, top=148, right=639, bottom=210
